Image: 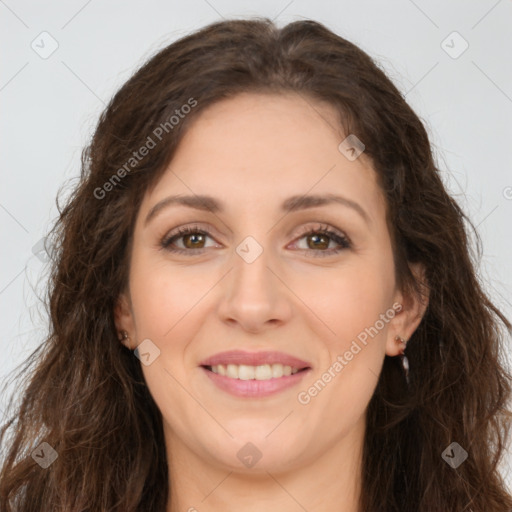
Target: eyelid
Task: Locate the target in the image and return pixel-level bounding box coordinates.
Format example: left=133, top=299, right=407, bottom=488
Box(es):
left=160, top=223, right=218, bottom=249
left=160, top=221, right=352, bottom=256
left=291, top=222, right=351, bottom=245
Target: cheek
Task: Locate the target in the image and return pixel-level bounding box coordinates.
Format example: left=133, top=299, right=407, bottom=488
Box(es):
left=127, top=259, right=212, bottom=433
left=301, top=256, right=395, bottom=347
left=128, top=256, right=210, bottom=338
left=297, top=254, right=395, bottom=404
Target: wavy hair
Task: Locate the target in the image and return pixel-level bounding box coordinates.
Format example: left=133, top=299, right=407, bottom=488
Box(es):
left=1, top=17, right=511, bottom=511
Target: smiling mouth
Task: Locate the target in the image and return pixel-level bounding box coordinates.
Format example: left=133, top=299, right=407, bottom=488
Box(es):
left=202, top=363, right=310, bottom=380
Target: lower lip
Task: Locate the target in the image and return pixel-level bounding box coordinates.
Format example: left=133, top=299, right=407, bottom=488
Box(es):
left=201, top=367, right=311, bottom=398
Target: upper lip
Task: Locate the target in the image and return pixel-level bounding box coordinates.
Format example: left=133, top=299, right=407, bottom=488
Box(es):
left=199, top=350, right=312, bottom=369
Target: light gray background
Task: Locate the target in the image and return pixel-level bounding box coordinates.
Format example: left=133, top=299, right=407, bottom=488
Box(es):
left=2, top=0, right=511, bottom=491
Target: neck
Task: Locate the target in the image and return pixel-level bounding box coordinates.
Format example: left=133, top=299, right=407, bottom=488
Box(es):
left=165, top=416, right=365, bottom=512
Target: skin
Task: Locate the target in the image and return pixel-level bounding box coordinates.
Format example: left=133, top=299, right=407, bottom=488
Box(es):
left=115, top=92, right=428, bottom=512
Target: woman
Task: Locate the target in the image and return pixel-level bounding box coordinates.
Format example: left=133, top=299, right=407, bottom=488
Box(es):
left=1, top=17, right=511, bottom=512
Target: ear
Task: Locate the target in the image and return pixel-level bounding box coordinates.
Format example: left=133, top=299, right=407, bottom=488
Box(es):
left=386, top=262, right=429, bottom=356
left=114, top=292, right=136, bottom=350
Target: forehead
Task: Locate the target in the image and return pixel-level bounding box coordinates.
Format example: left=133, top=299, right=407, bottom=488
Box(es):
left=141, top=92, right=385, bottom=223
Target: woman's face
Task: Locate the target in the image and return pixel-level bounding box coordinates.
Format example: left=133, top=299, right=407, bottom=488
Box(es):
left=116, top=92, right=418, bottom=475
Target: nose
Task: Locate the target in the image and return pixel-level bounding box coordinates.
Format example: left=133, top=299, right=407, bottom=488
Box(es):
left=216, top=243, right=293, bottom=334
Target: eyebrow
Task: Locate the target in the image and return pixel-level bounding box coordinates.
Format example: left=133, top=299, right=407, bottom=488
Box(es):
left=144, top=193, right=370, bottom=225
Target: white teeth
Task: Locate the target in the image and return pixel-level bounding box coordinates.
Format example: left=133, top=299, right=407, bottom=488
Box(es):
left=272, top=363, right=283, bottom=378
left=238, top=364, right=255, bottom=380
left=226, top=364, right=238, bottom=379
left=209, top=363, right=301, bottom=380
left=255, top=364, right=272, bottom=380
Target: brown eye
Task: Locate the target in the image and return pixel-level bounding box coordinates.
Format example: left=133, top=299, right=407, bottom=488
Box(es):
left=161, top=225, right=215, bottom=253
left=182, top=232, right=206, bottom=249
left=161, top=223, right=350, bottom=257
left=292, top=225, right=351, bottom=257
left=306, top=233, right=330, bottom=250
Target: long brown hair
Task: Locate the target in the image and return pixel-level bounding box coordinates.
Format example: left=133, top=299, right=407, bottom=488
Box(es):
left=1, top=17, right=511, bottom=511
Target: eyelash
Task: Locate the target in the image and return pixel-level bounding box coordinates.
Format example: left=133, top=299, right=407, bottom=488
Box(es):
left=160, top=223, right=351, bottom=257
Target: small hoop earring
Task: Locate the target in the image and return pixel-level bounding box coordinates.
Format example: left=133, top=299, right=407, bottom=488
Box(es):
left=119, top=330, right=129, bottom=342
left=395, top=335, right=409, bottom=384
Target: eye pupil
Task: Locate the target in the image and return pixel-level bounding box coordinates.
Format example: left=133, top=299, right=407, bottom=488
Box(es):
left=184, top=233, right=205, bottom=248
left=163, top=226, right=349, bottom=256
left=308, top=233, right=329, bottom=250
